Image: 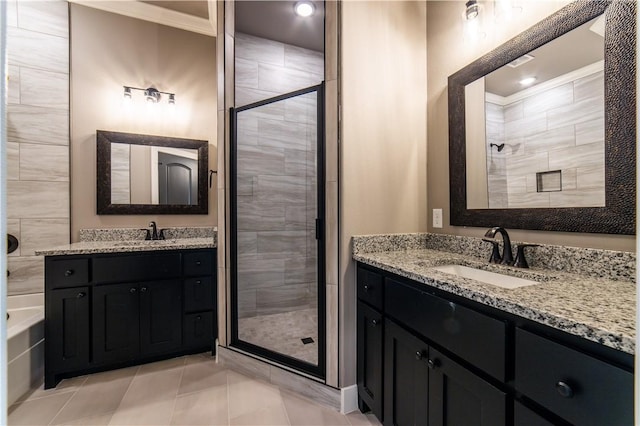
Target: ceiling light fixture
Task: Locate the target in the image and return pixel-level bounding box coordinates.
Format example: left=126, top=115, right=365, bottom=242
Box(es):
left=294, top=1, right=315, bottom=17
left=519, top=77, right=537, bottom=86
left=123, top=86, right=176, bottom=105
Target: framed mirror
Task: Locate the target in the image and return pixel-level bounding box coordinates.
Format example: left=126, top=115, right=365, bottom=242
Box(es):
left=97, top=130, right=209, bottom=214
left=448, top=0, right=635, bottom=234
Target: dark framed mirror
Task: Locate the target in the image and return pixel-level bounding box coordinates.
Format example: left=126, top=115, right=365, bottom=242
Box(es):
left=97, top=130, right=209, bottom=214
left=448, top=0, right=636, bottom=234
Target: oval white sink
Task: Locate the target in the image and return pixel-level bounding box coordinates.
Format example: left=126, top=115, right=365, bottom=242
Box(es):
left=432, top=264, right=538, bottom=289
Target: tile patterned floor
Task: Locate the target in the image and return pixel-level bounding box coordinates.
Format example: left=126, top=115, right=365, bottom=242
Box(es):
left=238, top=309, right=318, bottom=365
left=8, top=353, right=381, bottom=426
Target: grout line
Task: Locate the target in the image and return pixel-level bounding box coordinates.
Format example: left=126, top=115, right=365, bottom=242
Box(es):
left=46, top=384, right=81, bottom=425
left=167, top=357, right=188, bottom=424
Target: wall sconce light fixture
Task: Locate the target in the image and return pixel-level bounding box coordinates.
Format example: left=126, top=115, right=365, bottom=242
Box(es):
left=123, top=86, right=176, bottom=105
left=465, top=0, right=479, bottom=20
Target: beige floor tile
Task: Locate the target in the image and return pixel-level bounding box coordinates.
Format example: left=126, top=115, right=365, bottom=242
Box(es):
left=282, top=392, right=350, bottom=425
left=116, top=367, right=184, bottom=409
left=228, top=371, right=283, bottom=419
left=8, top=392, right=73, bottom=425
left=55, top=412, right=114, bottom=425
left=108, top=397, right=177, bottom=425
left=18, top=375, right=87, bottom=403
left=230, top=404, right=290, bottom=426
left=137, top=356, right=186, bottom=375
left=50, top=367, right=138, bottom=424
left=170, top=386, right=229, bottom=425
left=178, top=357, right=228, bottom=396
left=345, top=411, right=382, bottom=426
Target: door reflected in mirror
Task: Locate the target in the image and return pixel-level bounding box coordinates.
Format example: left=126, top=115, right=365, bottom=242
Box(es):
left=111, top=143, right=199, bottom=206
left=465, top=15, right=605, bottom=209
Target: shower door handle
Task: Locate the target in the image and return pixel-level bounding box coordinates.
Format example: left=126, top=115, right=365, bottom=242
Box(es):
left=315, top=218, right=322, bottom=240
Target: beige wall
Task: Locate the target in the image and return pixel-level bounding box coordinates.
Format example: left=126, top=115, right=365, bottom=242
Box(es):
left=426, top=0, right=635, bottom=251
left=340, top=1, right=428, bottom=386
left=70, top=4, right=217, bottom=241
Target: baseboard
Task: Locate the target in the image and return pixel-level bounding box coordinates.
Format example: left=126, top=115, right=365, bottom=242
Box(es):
left=341, top=384, right=358, bottom=414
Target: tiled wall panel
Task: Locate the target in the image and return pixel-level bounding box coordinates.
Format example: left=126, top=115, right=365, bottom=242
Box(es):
left=486, top=70, right=605, bottom=209
left=6, top=0, right=70, bottom=295
left=235, top=33, right=323, bottom=319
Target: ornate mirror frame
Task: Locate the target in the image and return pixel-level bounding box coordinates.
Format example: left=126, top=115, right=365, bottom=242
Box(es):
left=448, top=0, right=636, bottom=234
left=97, top=130, right=209, bottom=215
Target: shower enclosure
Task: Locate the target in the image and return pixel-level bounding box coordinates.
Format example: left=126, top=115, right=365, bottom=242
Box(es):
left=230, top=84, right=325, bottom=377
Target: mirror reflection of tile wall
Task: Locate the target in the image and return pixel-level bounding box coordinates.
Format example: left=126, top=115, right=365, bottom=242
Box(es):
left=6, top=0, right=70, bottom=295
left=486, top=70, right=605, bottom=209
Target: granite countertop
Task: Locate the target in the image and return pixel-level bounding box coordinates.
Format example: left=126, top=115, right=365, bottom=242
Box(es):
left=354, top=248, right=635, bottom=355
left=36, top=237, right=216, bottom=256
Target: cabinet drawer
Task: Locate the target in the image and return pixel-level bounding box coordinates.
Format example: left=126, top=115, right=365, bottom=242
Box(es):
left=357, top=266, right=384, bottom=310
left=515, top=328, right=633, bottom=426
left=93, top=253, right=181, bottom=284
left=385, top=278, right=506, bottom=381
left=183, top=252, right=214, bottom=277
left=184, top=277, right=214, bottom=312
left=45, top=258, right=89, bottom=288
left=183, top=311, right=214, bottom=348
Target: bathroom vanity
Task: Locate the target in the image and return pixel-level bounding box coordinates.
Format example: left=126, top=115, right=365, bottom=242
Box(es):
left=38, top=239, right=217, bottom=389
left=353, top=234, right=634, bottom=426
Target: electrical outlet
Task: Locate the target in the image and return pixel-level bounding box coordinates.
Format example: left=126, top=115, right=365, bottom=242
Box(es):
left=433, top=209, right=443, bottom=228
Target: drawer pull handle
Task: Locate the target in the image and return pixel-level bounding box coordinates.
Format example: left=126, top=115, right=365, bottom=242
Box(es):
left=415, top=351, right=424, bottom=361
left=556, top=381, right=574, bottom=398
left=427, top=358, right=440, bottom=370
left=141, top=287, right=147, bottom=292
left=130, top=287, right=137, bottom=294
left=64, top=269, right=74, bottom=277
left=371, top=319, right=379, bottom=326
left=76, top=292, right=86, bottom=298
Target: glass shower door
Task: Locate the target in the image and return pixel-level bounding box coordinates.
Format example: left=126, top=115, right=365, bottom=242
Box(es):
left=231, top=84, right=325, bottom=377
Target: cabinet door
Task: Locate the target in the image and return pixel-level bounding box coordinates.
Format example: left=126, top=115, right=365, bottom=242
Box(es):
left=357, top=301, right=384, bottom=420
left=139, top=280, right=182, bottom=356
left=46, top=287, right=90, bottom=375
left=428, top=347, right=506, bottom=426
left=384, top=320, right=429, bottom=426
left=93, top=283, right=140, bottom=364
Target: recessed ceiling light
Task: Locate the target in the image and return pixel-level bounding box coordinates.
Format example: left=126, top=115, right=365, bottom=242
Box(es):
left=519, top=77, right=536, bottom=86
left=294, top=1, right=315, bottom=17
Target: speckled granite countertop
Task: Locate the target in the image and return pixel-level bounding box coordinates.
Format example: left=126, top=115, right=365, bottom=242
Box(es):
left=353, top=240, right=635, bottom=355
left=36, top=238, right=216, bottom=256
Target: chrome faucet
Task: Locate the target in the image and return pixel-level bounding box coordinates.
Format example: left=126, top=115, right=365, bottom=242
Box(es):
left=483, top=227, right=513, bottom=265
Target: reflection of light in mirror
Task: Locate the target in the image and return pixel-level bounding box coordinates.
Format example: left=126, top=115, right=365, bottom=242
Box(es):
left=294, top=1, right=315, bottom=17
left=519, top=77, right=536, bottom=86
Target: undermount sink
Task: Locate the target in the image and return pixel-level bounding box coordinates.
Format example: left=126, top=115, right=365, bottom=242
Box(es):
left=432, top=264, right=538, bottom=289
left=115, top=239, right=175, bottom=246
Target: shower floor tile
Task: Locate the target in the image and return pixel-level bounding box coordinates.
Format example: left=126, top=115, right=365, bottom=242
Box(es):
left=238, top=308, right=318, bottom=365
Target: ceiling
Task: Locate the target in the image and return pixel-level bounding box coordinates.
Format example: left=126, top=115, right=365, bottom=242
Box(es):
left=235, top=1, right=324, bottom=52
left=485, top=15, right=604, bottom=97
left=141, top=1, right=209, bottom=19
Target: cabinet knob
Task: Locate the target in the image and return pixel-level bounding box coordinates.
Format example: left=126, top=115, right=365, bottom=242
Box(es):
left=196, top=315, right=202, bottom=320
left=196, top=280, right=202, bottom=285
left=555, top=381, right=574, bottom=398
left=427, top=358, right=440, bottom=370
left=76, top=292, right=85, bottom=298
left=64, top=269, right=74, bottom=277
left=130, top=287, right=137, bottom=293
left=371, top=319, right=379, bottom=326
left=196, top=261, right=202, bottom=266
left=415, top=351, right=424, bottom=360
left=363, top=284, right=370, bottom=291
left=140, top=287, right=147, bottom=292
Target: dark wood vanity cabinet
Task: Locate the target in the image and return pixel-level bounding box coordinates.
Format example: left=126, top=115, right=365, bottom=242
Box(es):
left=45, top=248, right=217, bottom=389
left=356, top=263, right=633, bottom=426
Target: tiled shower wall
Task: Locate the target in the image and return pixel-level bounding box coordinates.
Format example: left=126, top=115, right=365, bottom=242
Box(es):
left=6, top=0, right=70, bottom=295
left=235, top=32, right=323, bottom=319
left=486, top=70, right=605, bottom=208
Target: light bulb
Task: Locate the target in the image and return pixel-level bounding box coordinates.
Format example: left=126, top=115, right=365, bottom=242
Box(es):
left=294, top=1, right=314, bottom=17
